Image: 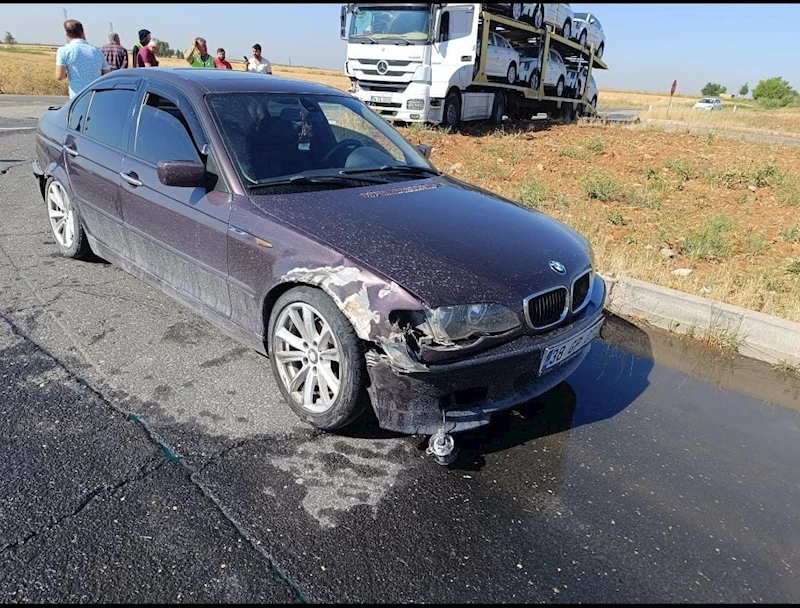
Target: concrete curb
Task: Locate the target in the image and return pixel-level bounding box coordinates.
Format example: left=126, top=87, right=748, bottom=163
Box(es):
left=601, top=273, right=800, bottom=367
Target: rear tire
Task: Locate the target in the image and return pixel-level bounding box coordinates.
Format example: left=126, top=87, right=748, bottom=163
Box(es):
left=491, top=92, right=506, bottom=124
left=562, top=20, right=571, bottom=40
left=44, top=177, right=92, bottom=260
left=597, top=42, right=604, bottom=59
left=579, top=29, right=587, bottom=48
left=268, top=286, right=368, bottom=431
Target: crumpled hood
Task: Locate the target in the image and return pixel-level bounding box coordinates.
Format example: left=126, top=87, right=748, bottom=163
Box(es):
left=250, top=176, right=592, bottom=309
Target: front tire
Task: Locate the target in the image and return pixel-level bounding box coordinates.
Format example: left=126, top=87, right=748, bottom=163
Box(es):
left=442, top=91, right=461, bottom=129
left=45, top=177, right=92, bottom=260
left=268, top=286, right=368, bottom=431
left=533, top=5, right=544, bottom=29
left=562, top=20, right=571, bottom=40
left=507, top=62, right=517, bottom=85
left=597, top=42, right=604, bottom=59
left=530, top=68, right=541, bottom=92
left=578, top=30, right=587, bottom=48
left=556, top=76, right=565, bottom=97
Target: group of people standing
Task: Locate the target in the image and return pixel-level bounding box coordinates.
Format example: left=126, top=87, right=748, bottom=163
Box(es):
left=56, top=19, right=273, bottom=99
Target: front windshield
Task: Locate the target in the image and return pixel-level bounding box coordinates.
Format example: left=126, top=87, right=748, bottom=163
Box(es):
left=206, top=92, right=434, bottom=185
left=698, top=98, right=715, bottom=104
left=349, top=5, right=431, bottom=43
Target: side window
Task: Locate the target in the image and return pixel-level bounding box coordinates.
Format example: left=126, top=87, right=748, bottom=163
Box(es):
left=68, top=91, right=92, bottom=132
left=83, top=89, right=136, bottom=149
left=438, top=11, right=450, bottom=42
left=133, top=92, right=200, bottom=165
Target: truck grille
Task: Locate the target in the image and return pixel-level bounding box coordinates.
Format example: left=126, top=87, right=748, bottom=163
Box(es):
left=571, top=271, right=592, bottom=313
left=524, top=287, right=568, bottom=330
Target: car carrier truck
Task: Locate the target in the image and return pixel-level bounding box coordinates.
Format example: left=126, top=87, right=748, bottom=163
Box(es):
left=339, top=3, right=608, bottom=128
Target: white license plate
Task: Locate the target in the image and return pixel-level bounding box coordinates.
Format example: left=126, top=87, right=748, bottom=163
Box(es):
left=539, top=318, right=604, bottom=375
left=371, top=96, right=392, bottom=104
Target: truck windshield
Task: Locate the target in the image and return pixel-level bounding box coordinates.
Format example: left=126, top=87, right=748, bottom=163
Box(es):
left=349, top=6, right=431, bottom=44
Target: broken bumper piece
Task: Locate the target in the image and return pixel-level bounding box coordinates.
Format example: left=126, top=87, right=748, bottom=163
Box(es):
left=366, top=277, right=606, bottom=436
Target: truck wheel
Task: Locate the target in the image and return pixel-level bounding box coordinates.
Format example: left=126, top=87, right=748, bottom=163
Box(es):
left=491, top=93, right=506, bottom=124
left=556, top=76, right=565, bottom=97
left=506, top=62, right=517, bottom=85
left=442, top=92, right=461, bottom=129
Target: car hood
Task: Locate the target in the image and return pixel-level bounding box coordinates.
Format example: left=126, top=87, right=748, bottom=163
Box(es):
left=249, top=176, right=592, bottom=309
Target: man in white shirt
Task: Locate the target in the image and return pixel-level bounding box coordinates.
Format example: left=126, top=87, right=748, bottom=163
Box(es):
left=246, top=43, right=272, bottom=75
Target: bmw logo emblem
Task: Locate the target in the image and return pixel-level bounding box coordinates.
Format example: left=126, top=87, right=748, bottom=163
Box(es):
left=376, top=60, right=389, bottom=75
left=549, top=260, right=566, bottom=274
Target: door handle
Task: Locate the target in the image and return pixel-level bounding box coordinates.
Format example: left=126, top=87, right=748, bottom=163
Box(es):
left=63, top=144, right=79, bottom=157
left=461, top=55, right=472, bottom=61
left=119, top=171, right=142, bottom=187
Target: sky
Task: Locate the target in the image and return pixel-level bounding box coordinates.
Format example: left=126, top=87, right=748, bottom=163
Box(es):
left=3, top=3, right=799, bottom=95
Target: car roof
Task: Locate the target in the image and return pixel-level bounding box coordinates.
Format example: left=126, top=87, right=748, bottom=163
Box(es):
left=100, top=68, right=350, bottom=98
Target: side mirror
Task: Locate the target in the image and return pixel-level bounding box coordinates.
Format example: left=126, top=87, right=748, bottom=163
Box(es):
left=157, top=160, right=207, bottom=188
left=415, top=143, right=433, bottom=160
left=340, top=6, right=347, bottom=39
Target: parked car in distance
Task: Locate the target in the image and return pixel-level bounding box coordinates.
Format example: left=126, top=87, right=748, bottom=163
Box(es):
left=693, top=97, right=722, bottom=111
left=572, top=12, right=605, bottom=58
left=519, top=48, right=568, bottom=97
left=506, top=3, right=575, bottom=40
left=31, top=68, right=605, bottom=460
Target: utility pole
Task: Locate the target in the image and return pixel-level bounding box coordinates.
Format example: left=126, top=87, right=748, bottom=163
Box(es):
left=62, top=8, right=68, bottom=21
left=110, top=22, right=114, bottom=33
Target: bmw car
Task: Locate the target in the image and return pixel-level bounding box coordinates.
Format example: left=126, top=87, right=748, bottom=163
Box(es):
left=31, top=68, right=605, bottom=458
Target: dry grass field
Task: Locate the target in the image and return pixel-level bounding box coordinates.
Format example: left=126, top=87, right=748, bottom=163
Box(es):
left=2, top=44, right=799, bottom=323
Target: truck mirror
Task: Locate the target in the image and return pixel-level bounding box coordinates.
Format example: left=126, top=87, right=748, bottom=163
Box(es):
left=340, top=6, right=347, bottom=39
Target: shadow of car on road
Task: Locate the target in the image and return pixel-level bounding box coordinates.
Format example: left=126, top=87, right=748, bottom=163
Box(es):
left=441, top=314, right=654, bottom=470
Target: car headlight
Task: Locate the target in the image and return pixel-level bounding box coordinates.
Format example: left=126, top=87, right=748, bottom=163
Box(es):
left=425, top=303, right=520, bottom=343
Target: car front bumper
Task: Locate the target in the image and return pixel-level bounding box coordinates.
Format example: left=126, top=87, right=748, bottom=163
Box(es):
left=366, top=275, right=607, bottom=435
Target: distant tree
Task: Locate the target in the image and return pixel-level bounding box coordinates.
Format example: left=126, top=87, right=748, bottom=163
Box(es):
left=738, top=82, right=749, bottom=97
left=752, top=77, right=798, bottom=108
left=701, top=82, right=727, bottom=96
left=155, top=40, right=172, bottom=57
left=3, top=31, right=17, bottom=45
left=175, top=49, right=183, bottom=59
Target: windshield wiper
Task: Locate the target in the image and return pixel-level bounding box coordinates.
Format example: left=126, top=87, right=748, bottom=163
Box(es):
left=247, top=173, right=389, bottom=189
left=340, top=165, right=441, bottom=178
left=351, top=35, right=378, bottom=44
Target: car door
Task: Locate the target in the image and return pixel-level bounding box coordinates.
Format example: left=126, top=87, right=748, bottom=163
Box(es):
left=118, top=81, right=233, bottom=317
left=435, top=5, right=476, bottom=88
left=63, top=80, right=140, bottom=256
left=542, top=3, right=558, bottom=27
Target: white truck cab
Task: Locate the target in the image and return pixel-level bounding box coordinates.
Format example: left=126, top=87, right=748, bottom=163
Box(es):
left=340, top=3, right=605, bottom=127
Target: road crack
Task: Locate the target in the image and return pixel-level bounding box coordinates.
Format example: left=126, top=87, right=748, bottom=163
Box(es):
left=0, top=310, right=309, bottom=602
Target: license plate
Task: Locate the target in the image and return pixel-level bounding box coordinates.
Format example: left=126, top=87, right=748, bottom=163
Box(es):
left=370, top=96, right=392, bottom=104
left=539, top=318, right=604, bottom=375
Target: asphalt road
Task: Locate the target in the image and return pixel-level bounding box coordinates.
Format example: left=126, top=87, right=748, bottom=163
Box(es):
left=1, top=99, right=799, bottom=603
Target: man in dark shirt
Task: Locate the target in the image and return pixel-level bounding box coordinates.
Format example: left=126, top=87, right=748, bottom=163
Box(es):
left=137, top=38, right=159, bottom=67
left=101, top=32, right=128, bottom=70
left=132, top=29, right=151, bottom=68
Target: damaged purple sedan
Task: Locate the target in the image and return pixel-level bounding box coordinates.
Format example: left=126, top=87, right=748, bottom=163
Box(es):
left=32, top=69, right=605, bottom=464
